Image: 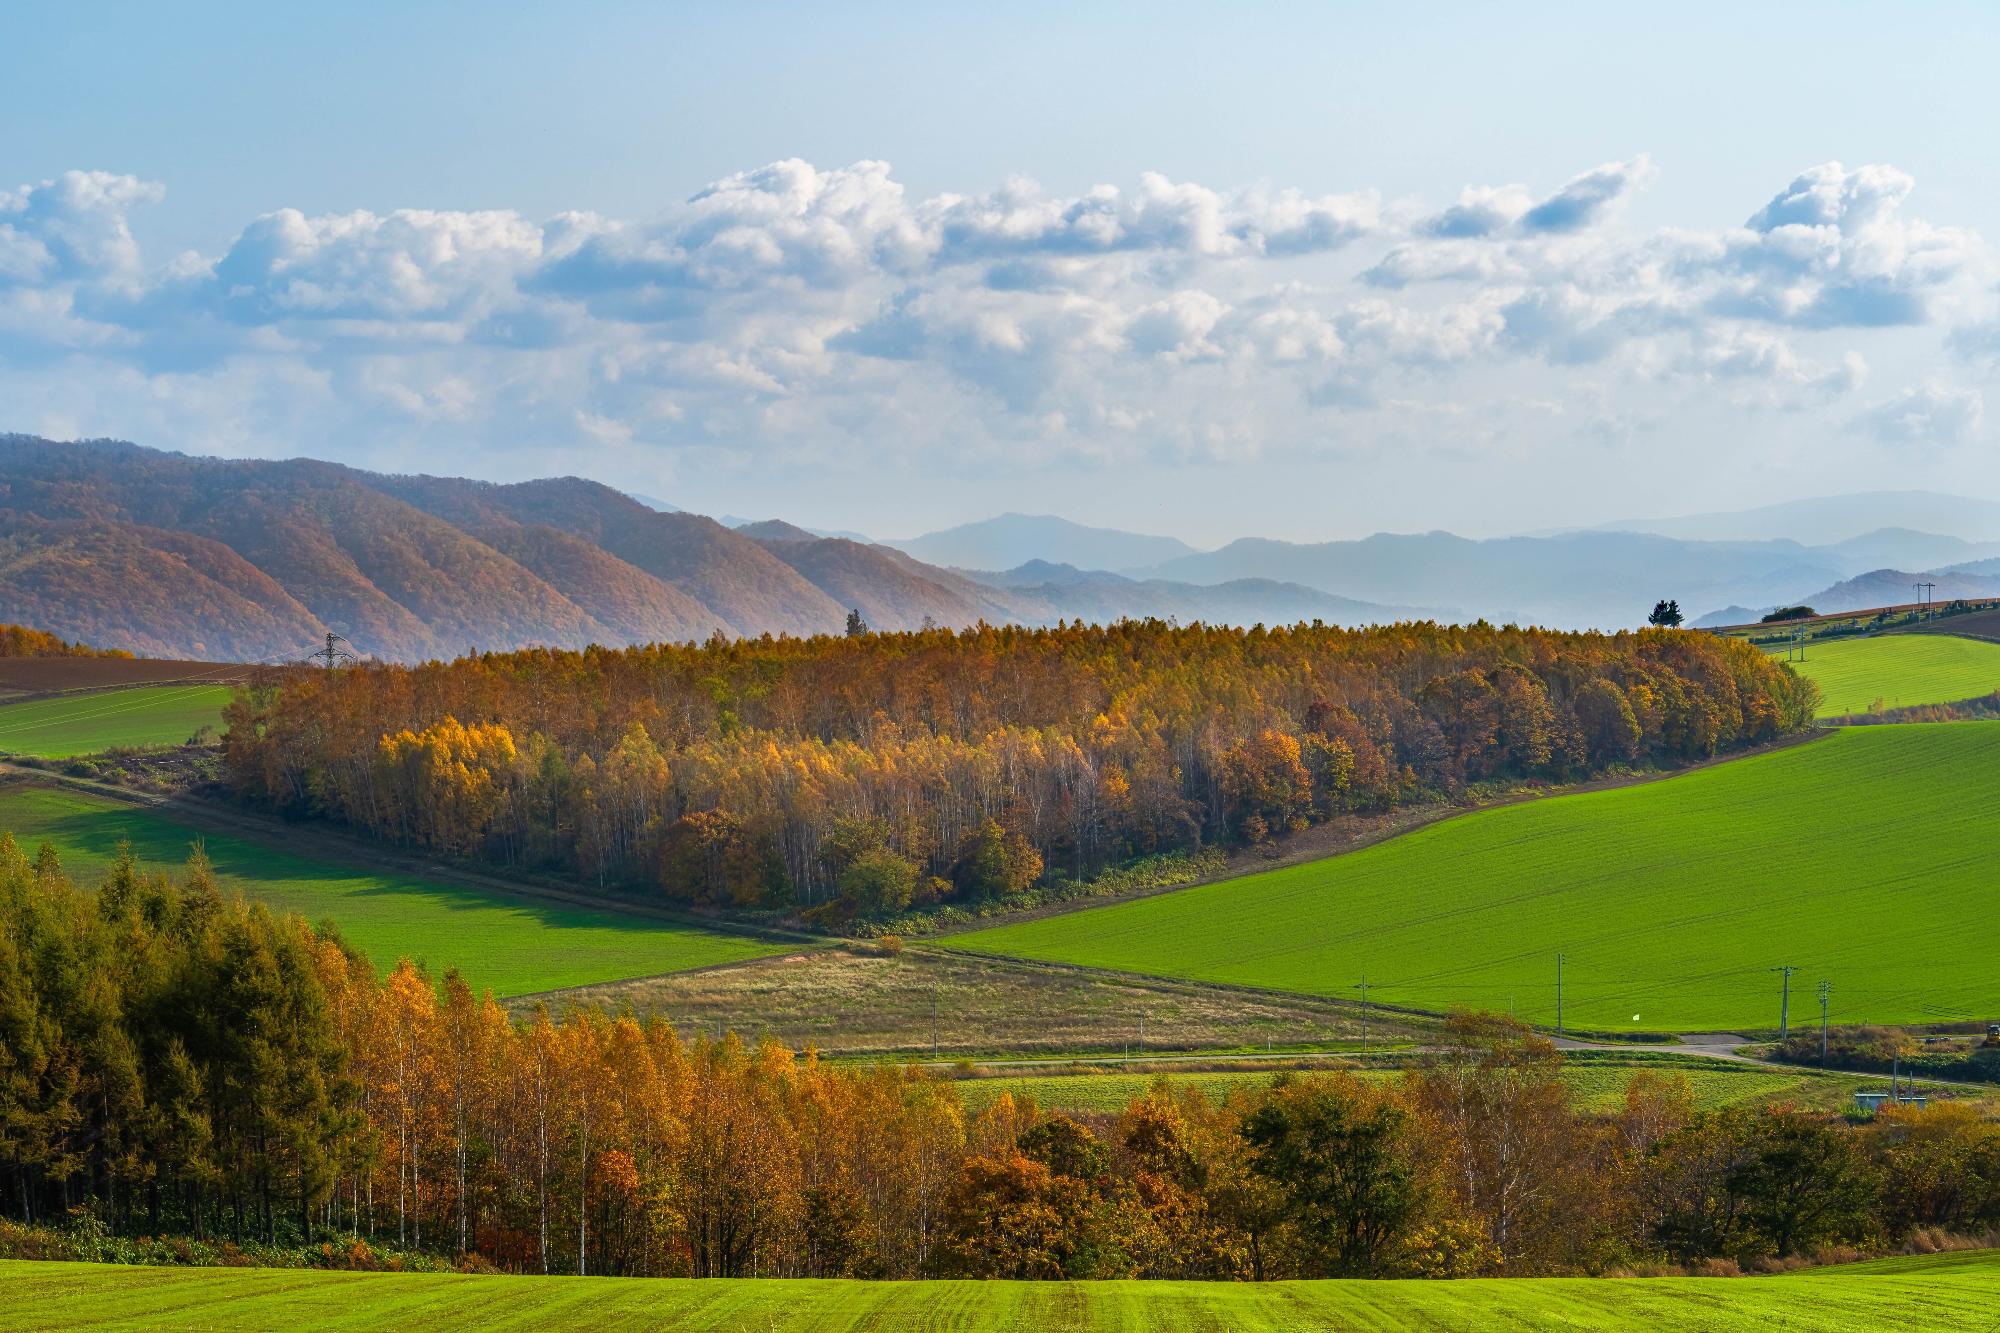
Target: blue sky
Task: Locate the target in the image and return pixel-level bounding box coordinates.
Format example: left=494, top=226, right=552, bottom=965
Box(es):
left=7, top=2, right=2000, bottom=541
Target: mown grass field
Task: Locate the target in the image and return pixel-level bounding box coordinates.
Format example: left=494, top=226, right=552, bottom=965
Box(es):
left=954, top=1058, right=1899, bottom=1116
left=0, top=784, right=783, bottom=996
left=6, top=1252, right=1997, bottom=1331
left=0, top=685, right=235, bottom=757
left=951, top=724, right=2000, bottom=1032
left=1781, top=633, right=2000, bottom=716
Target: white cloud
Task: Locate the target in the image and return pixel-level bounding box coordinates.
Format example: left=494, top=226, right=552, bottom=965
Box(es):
left=0, top=155, right=1991, bottom=498
left=0, top=170, right=164, bottom=287
left=210, top=207, right=543, bottom=321
left=1519, top=156, right=1657, bottom=233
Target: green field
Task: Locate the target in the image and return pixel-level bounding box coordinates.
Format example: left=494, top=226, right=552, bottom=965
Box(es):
left=1781, top=634, right=2000, bottom=716
left=950, top=724, right=2000, bottom=1032
left=956, top=1059, right=1882, bottom=1116
left=6, top=1253, right=1996, bottom=1331
left=0, top=685, right=235, bottom=757
left=0, top=784, right=784, bottom=996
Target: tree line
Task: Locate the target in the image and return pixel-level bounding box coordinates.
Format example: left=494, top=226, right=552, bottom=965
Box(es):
left=223, top=620, right=1817, bottom=921
left=0, top=623, right=131, bottom=658
left=7, top=839, right=1994, bottom=1279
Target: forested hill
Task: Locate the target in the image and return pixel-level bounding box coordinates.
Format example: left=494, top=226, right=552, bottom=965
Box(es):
left=0, top=435, right=1406, bottom=661
left=226, top=620, right=1817, bottom=923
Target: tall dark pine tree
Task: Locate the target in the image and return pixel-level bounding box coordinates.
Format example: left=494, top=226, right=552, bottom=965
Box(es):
left=1648, top=599, right=1684, bottom=627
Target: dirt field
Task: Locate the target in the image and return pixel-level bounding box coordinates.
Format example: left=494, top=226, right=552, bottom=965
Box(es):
left=528, top=946, right=1424, bottom=1057
left=1906, top=607, right=2000, bottom=642
left=0, top=656, right=256, bottom=701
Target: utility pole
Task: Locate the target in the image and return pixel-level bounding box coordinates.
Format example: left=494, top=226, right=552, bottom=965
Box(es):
left=930, top=979, right=940, bottom=1058
left=1555, top=953, right=1565, bottom=1039
left=1817, top=981, right=1831, bottom=1066
left=1772, top=965, right=1796, bottom=1041
left=1914, top=581, right=1936, bottom=619
left=1355, top=977, right=1372, bottom=1054
left=1138, top=1010, right=1146, bottom=1057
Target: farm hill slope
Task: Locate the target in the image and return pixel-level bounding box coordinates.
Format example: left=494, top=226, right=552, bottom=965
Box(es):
left=4, top=1252, right=1996, bottom=1331
left=0, top=782, right=780, bottom=994
left=950, top=724, right=2000, bottom=1032
left=1780, top=634, right=2000, bottom=716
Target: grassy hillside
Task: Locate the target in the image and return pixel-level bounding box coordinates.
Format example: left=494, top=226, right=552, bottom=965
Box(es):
left=1782, top=633, right=2000, bottom=716
left=955, top=1058, right=1897, bottom=1117
left=6, top=1254, right=1997, bottom=1331
left=0, top=784, right=782, bottom=995
left=951, top=725, right=2000, bottom=1032
left=0, top=685, right=234, bottom=756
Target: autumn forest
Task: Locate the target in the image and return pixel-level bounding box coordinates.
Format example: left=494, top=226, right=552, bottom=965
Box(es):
left=221, top=621, right=1818, bottom=924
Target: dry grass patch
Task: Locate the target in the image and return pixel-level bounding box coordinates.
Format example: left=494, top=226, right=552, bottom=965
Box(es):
left=526, top=947, right=1427, bottom=1058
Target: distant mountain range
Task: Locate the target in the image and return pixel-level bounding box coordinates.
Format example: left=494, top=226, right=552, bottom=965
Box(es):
left=889, top=513, right=1202, bottom=573
left=0, top=436, right=1407, bottom=661
left=9, top=435, right=2000, bottom=658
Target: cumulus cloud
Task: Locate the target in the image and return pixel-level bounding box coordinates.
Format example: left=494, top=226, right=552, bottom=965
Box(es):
left=1520, top=156, right=1657, bottom=233
left=0, top=170, right=164, bottom=287
left=210, top=207, right=543, bottom=322
left=1418, top=184, right=1536, bottom=239
left=0, top=155, right=1990, bottom=486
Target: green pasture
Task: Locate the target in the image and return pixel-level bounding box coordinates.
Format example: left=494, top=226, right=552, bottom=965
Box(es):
left=0, top=685, right=234, bottom=757
left=956, top=1058, right=1888, bottom=1116
left=1779, top=633, right=2000, bottom=716
left=950, top=724, right=2000, bottom=1032
left=0, top=784, right=783, bottom=996
left=6, top=1252, right=1997, bottom=1331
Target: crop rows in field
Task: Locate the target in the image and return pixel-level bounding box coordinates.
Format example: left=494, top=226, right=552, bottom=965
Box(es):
left=0, top=784, right=783, bottom=996
left=950, top=724, right=2000, bottom=1032
left=5, top=1253, right=1998, bottom=1331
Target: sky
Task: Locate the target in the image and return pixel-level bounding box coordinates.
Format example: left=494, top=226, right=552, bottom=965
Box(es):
left=6, top=1, right=2000, bottom=544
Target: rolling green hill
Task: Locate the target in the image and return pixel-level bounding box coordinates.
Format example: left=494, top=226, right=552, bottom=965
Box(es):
left=0, top=784, right=783, bottom=996
left=5, top=1253, right=1996, bottom=1331
left=1781, top=633, right=2000, bottom=716
left=950, top=725, right=2000, bottom=1032
left=0, top=685, right=234, bottom=757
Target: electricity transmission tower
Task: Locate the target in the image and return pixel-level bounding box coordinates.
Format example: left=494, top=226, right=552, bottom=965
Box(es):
left=1913, top=581, right=1936, bottom=618
left=302, top=632, right=357, bottom=670
left=1771, top=965, right=1797, bottom=1040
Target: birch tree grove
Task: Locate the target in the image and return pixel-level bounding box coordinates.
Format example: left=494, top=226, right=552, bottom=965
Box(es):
left=224, top=621, right=1817, bottom=920
left=5, top=839, right=1996, bottom=1278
